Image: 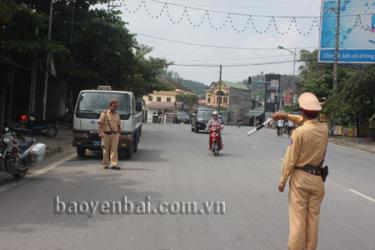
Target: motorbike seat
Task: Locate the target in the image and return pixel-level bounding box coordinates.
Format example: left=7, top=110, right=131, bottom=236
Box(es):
left=18, top=137, right=35, bottom=151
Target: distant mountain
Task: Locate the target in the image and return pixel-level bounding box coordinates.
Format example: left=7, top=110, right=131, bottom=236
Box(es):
left=161, top=71, right=209, bottom=98
left=176, top=79, right=209, bottom=98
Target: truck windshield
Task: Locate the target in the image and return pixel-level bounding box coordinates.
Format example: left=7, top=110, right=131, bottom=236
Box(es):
left=76, top=92, right=130, bottom=118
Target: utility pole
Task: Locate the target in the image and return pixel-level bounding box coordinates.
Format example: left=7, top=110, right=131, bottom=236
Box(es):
left=42, top=0, right=54, bottom=120
left=333, top=0, right=341, bottom=90
left=293, top=48, right=297, bottom=88
left=218, top=65, right=222, bottom=113
left=29, top=26, right=39, bottom=113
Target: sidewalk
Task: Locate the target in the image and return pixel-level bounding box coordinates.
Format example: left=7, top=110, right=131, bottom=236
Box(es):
left=35, top=125, right=73, bottom=158
left=329, top=136, right=375, bottom=154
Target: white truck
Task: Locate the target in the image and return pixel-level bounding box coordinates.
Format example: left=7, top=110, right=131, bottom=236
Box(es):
left=72, top=88, right=142, bottom=159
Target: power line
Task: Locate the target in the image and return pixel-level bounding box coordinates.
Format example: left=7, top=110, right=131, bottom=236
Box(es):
left=136, top=33, right=317, bottom=50
left=173, top=54, right=293, bottom=63
left=171, top=59, right=310, bottom=68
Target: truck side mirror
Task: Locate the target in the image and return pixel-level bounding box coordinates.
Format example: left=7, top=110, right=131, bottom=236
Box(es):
left=135, top=101, right=143, bottom=112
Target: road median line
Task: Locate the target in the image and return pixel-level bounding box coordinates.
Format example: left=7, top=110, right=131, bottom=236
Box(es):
left=348, top=189, right=375, bottom=203
left=30, top=153, right=76, bottom=176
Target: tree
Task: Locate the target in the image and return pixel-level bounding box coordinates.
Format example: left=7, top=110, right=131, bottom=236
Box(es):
left=325, top=65, right=375, bottom=123
left=298, top=49, right=375, bottom=131
left=176, top=93, right=198, bottom=108
left=0, top=0, right=168, bottom=99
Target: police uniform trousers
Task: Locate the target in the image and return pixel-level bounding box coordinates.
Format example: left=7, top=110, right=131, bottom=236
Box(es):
left=102, top=133, right=119, bottom=166
left=288, top=170, right=325, bottom=250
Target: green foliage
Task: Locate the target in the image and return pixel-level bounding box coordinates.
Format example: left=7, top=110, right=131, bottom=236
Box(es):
left=0, top=0, right=19, bottom=25
left=176, top=93, right=198, bottom=107
left=298, top=50, right=334, bottom=98
left=298, top=49, right=375, bottom=122
left=325, top=65, right=375, bottom=122
left=0, top=0, right=168, bottom=97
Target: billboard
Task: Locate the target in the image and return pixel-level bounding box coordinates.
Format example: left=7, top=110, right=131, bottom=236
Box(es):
left=319, top=0, right=375, bottom=63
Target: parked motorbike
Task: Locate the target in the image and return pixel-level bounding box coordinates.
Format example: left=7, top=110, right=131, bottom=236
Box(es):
left=209, top=125, right=223, bottom=156
left=0, top=128, right=46, bottom=179
left=13, top=113, right=58, bottom=138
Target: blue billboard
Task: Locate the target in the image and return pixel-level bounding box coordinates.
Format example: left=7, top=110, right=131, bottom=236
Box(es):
left=319, top=0, right=375, bottom=64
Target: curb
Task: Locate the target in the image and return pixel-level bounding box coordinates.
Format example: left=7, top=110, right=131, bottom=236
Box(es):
left=330, top=139, right=375, bottom=154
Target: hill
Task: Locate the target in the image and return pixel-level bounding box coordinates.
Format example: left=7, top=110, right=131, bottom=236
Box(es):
left=176, top=79, right=208, bottom=98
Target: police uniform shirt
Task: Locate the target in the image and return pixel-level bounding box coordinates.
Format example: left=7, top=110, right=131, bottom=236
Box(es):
left=98, top=110, right=121, bottom=133
left=280, top=115, right=328, bottom=184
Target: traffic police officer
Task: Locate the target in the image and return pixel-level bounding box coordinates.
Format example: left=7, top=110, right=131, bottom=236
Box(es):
left=272, top=92, right=328, bottom=250
left=98, top=99, right=121, bottom=170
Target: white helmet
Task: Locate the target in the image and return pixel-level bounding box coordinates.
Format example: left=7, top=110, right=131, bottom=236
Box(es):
left=212, top=111, right=219, bottom=116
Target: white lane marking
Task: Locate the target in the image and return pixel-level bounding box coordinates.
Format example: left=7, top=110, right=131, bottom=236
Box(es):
left=30, top=153, right=75, bottom=176
left=0, top=153, right=75, bottom=194
left=251, top=145, right=256, bottom=149
left=349, top=189, right=375, bottom=203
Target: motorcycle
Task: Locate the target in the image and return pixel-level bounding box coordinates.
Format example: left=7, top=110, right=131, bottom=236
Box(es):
left=13, top=113, right=58, bottom=138
left=209, top=124, right=223, bottom=156
left=0, top=128, right=46, bottom=179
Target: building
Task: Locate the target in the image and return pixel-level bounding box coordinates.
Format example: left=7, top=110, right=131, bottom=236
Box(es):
left=142, top=77, right=193, bottom=123
left=205, top=81, right=251, bottom=125
left=264, top=74, right=281, bottom=116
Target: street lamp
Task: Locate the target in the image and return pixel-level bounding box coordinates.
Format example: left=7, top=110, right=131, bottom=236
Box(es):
left=278, top=46, right=297, bottom=109
left=278, top=46, right=297, bottom=87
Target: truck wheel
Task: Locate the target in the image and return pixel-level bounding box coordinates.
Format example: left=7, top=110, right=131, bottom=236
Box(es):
left=133, top=134, right=138, bottom=153
left=195, top=125, right=199, bottom=133
left=124, top=149, right=132, bottom=159
left=77, top=147, right=86, bottom=158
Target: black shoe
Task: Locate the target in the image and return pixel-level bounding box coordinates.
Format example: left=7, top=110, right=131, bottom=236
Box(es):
left=110, top=166, right=121, bottom=170
left=103, top=166, right=109, bottom=169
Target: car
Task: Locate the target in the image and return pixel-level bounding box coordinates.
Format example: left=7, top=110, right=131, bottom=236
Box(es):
left=174, top=111, right=190, bottom=124
left=190, top=107, right=213, bottom=133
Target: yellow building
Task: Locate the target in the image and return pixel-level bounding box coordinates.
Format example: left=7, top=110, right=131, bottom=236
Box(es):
left=142, top=77, right=193, bottom=123
left=206, top=81, right=251, bottom=125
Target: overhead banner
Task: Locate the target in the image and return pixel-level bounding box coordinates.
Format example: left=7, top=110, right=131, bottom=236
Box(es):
left=319, top=0, right=375, bottom=64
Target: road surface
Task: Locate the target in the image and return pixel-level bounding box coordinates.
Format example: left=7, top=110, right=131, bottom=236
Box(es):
left=0, top=124, right=374, bottom=250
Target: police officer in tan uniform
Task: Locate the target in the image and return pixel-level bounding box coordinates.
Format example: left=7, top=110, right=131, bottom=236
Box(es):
left=98, top=99, right=122, bottom=170
left=272, top=92, right=328, bottom=250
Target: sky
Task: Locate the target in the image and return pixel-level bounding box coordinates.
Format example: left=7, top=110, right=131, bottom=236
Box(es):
left=117, top=0, right=322, bottom=85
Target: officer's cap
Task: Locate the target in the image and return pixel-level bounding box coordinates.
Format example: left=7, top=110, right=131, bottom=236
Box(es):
left=298, top=92, right=322, bottom=111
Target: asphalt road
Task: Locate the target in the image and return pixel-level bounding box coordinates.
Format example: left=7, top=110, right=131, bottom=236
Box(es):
left=0, top=124, right=374, bottom=250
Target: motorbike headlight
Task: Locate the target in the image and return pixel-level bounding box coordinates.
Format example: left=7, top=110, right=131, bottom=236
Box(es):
left=3, top=137, right=10, bottom=144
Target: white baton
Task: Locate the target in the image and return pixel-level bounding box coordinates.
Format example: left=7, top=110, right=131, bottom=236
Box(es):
left=247, top=118, right=273, bottom=136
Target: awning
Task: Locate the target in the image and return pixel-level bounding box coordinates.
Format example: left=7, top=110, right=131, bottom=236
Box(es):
left=246, top=110, right=265, bottom=117
left=146, top=102, right=175, bottom=110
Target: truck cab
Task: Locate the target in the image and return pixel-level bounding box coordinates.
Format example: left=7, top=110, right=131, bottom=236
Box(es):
left=72, top=88, right=142, bottom=159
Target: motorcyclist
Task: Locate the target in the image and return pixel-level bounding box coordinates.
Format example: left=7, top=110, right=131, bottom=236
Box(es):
left=206, top=111, right=224, bottom=150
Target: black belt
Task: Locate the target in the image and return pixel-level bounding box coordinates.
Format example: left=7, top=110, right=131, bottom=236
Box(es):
left=295, top=165, right=323, bottom=176
left=103, top=131, right=118, bottom=135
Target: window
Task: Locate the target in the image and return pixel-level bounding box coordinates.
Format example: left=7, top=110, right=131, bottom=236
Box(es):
left=167, top=97, right=171, bottom=102
left=207, top=95, right=211, bottom=104
left=157, top=97, right=162, bottom=102
left=223, top=93, right=228, bottom=104
left=148, top=96, right=153, bottom=101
